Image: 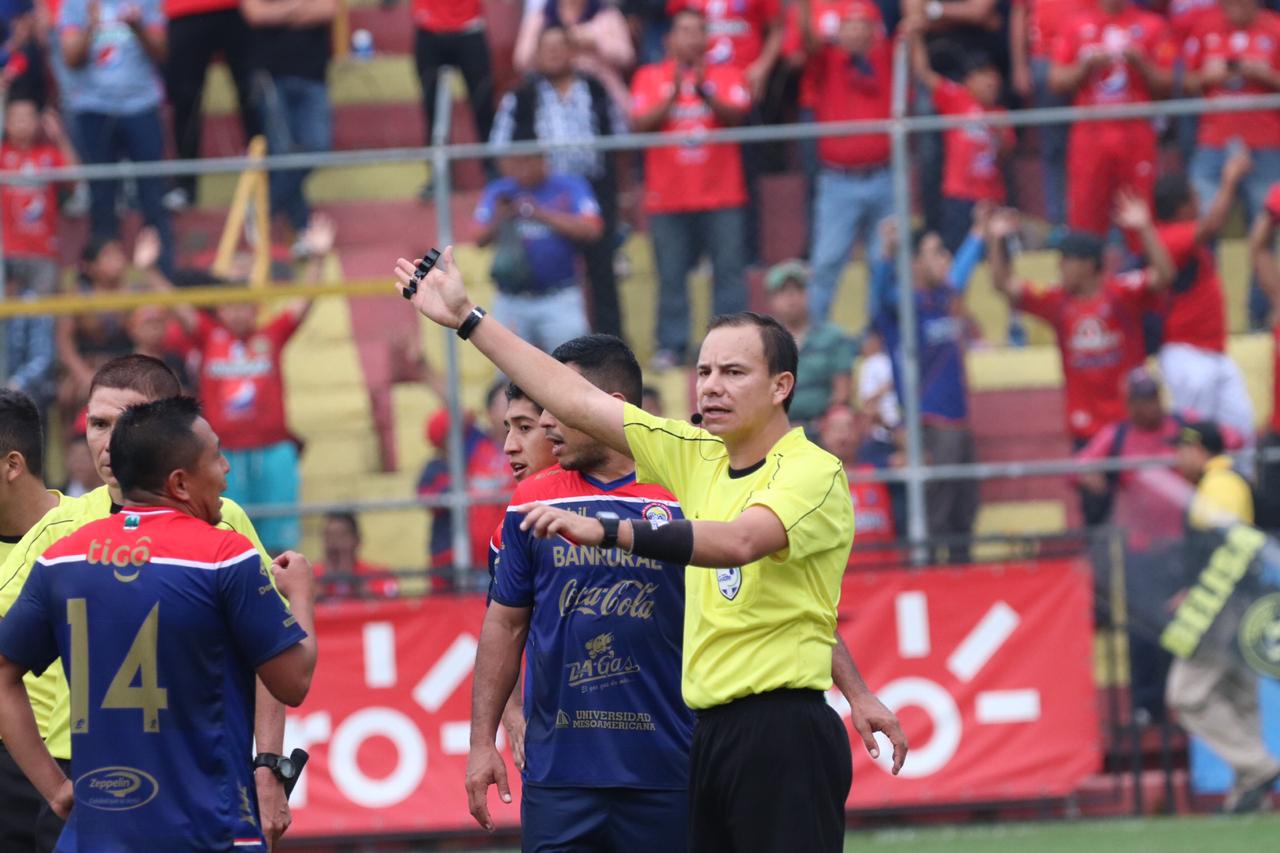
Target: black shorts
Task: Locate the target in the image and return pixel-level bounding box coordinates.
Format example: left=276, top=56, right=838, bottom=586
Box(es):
left=0, top=742, right=42, bottom=850
left=689, top=689, right=852, bottom=853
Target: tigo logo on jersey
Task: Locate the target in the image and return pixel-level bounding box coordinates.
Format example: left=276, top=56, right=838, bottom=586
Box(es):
left=76, top=766, right=160, bottom=811
left=717, top=568, right=741, bottom=600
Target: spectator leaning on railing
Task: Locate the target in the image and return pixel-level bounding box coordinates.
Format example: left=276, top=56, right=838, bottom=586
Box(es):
left=630, top=7, right=750, bottom=370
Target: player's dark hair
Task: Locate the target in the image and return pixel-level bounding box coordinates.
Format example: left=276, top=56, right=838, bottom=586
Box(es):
left=0, top=388, right=44, bottom=477
left=505, top=383, right=544, bottom=413
left=89, top=354, right=182, bottom=401
left=326, top=511, right=360, bottom=540
left=551, top=334, right=643, bottom=406
left=110, top=396, right=205, bottom=496
left=1154, top=173, right=1193, bottom=222
left=706, top=312, right=799, bottom=412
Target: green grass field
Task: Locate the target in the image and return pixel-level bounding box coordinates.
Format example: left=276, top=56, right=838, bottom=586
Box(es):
left=465, top=814, right=1280, bottom=853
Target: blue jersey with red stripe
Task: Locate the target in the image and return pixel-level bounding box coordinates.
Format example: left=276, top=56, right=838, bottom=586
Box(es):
left=0, top=507, right=306, bottom=852
left=491, top=469, right=693, bottom=789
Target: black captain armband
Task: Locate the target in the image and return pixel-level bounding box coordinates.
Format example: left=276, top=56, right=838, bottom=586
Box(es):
left=627, top=518, right=695, bottom=566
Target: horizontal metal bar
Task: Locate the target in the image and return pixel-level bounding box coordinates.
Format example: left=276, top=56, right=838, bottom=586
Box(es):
left=2, top=93, right=1278, bottom=185
left=0, top=278, right=396, bottom=318
left=239, top=446, right=1280, bottom=517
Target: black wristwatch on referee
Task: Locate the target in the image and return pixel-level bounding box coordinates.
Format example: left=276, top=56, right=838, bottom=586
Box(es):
left=253, top=753, right=298, bottom=785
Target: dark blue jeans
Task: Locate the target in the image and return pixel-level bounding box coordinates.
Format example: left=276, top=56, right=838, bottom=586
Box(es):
left=77, top=108, right=174, bottom=273
left=648, top=208, right=748, bottom=358
left=255, top=73, right=333, bottom=231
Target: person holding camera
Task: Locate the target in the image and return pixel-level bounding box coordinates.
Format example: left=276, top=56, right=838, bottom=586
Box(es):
left=473, top=123, right=603, bottom=353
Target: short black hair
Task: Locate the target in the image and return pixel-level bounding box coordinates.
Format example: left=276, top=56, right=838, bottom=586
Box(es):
left=0, top=388, right=44, bottom=477
left=485, top=379, right=507, bottom=410
left=505, top=383, right=544, bottom=413
left=1154, top=173, right=1193, bottom=222
left=89, top=354, right=183, bottom=401
left=325, top=511, right=360, bottom=540
left=550, top=334, right=643, bottom=406
left=1058, top=231, right=1104, bottom=269
left=110, top=396, right=206, bottom=496
left=706, top=312, right=799, bottom=412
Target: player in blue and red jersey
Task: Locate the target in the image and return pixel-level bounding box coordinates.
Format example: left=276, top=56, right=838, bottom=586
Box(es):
left=467, top=335, right=694, bottom=850
left=0, top=396, right=317, bottom=852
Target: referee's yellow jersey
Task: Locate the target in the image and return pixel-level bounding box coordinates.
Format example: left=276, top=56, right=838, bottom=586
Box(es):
left=0, top=486, right=271, bottom=760
left=0, top=491, right=65, bottom=567
left=622, top=404, right=854, bottom=710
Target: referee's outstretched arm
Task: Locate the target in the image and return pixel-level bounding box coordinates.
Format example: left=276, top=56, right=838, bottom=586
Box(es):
left=395, top=249, right=631, bottom=453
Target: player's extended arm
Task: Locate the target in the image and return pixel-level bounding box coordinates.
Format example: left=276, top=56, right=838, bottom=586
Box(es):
left=395, top=248, right=630, bottom=455
left=832, top=635, right=908, bottom=775
left=0, top=657, right=72, bottom=817
left=466, top=603, right=530, bottom=832
left=984, top=210, right=1023, bottom=301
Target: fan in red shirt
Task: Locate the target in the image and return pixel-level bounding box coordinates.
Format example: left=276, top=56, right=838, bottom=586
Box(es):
left=668, top=0, right=783, bottom=98
left=1136, top=148, right=1258, bottom=438
left=819, top=405, right=898, bottom=567
left=313, top=512, right=400, bottom=599
left=1050, top=0, right=1175, bottom=237
left=1, top=101, right=76, bottom=295
left=782, top=0, right=884, bottom=116
left=795, top=0, right=894, bottom=324
left=985, top=202, right=1173, bottom=446
left=630, top=8, right=752, bottom=365
left=906, top=19, right=1013, bottom=252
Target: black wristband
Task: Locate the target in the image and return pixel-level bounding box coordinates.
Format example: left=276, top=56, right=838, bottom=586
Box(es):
left=628, top=518, right=694, bottom=566
left=456, top=306, right=487, bottom=340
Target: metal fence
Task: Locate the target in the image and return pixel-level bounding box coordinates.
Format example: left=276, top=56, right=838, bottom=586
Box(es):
left=4, top=43, right=1280, bottom=580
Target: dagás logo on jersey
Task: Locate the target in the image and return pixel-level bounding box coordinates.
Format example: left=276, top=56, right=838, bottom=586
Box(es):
left=76, top=766, right=160, bottom=811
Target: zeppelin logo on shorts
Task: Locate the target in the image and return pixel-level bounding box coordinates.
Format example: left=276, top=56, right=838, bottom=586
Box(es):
left=717, top=567, right=741, bottom=600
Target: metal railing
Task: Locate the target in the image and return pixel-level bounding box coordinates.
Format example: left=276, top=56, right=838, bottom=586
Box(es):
left=4, top=55, right=1279, bottom=577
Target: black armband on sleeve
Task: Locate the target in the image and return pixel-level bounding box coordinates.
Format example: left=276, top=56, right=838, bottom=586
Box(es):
left=628, top=518, right=695, bottom=566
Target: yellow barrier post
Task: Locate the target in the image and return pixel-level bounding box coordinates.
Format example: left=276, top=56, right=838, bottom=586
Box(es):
left=212, top=136, right=271, bottom=287
left=333, top=0, right=350, bottom=61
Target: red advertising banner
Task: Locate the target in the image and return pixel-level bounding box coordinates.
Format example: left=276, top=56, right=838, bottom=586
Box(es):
left=287, top=560, right=1099, bottom=838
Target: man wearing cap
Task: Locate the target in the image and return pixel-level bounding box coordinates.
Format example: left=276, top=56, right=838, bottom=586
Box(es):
left=987, top=203, right=1174, bottom=523
left=1166, top=422, right=1280, bottom=813
left=765, top=260, right=857, bottom=434
left=1075, top=368, right=1190, bottom=722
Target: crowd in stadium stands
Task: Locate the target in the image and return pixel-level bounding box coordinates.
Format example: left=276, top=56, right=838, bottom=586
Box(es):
left=3, top=0, right=1280, bottom=586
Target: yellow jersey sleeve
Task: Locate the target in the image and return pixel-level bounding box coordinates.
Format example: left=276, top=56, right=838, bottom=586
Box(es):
left=0, top=493, right=84, bottom=756
left=621, top=403, right=726, bottom=500
left=216, top=498, right=284, bottom=604
left=746, top=449, right=853, bottom=563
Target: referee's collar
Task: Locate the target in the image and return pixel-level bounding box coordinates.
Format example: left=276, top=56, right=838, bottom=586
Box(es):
left=727, top=458, right=767, bottom=479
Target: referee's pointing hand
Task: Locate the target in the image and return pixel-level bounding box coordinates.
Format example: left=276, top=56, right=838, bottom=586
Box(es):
left=393, top=247, right=472, bottom=330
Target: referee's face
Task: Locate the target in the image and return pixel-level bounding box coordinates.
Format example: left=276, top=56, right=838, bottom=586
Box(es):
left=696, top=326, right=780, bottom=439
left=86, top=386, right=151, bottom=490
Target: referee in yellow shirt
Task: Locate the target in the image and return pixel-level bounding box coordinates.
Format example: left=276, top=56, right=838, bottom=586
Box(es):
left=396, top=249, right=907, bottom=852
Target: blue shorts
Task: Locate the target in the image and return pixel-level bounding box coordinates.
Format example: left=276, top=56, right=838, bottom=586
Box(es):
left=520, top=784, right=687, bottom=853
left=224, top=440, right=299, bottom=554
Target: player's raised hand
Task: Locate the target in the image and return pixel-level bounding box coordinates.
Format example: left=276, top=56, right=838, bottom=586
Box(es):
left=849, top=691, right=909, bottom=776
left=465, top=742, right=511, bottom=831
left=270, top=551, right=316, bottom=607
left=514, top=502, right=603, bottom=544
left=394, top=246, right=473, bottom=329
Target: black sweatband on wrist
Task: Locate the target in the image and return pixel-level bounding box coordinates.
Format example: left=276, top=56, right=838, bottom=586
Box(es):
left=456, top=306, right=486, bottom=340
left=628, top=518, right=695, bottom=566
